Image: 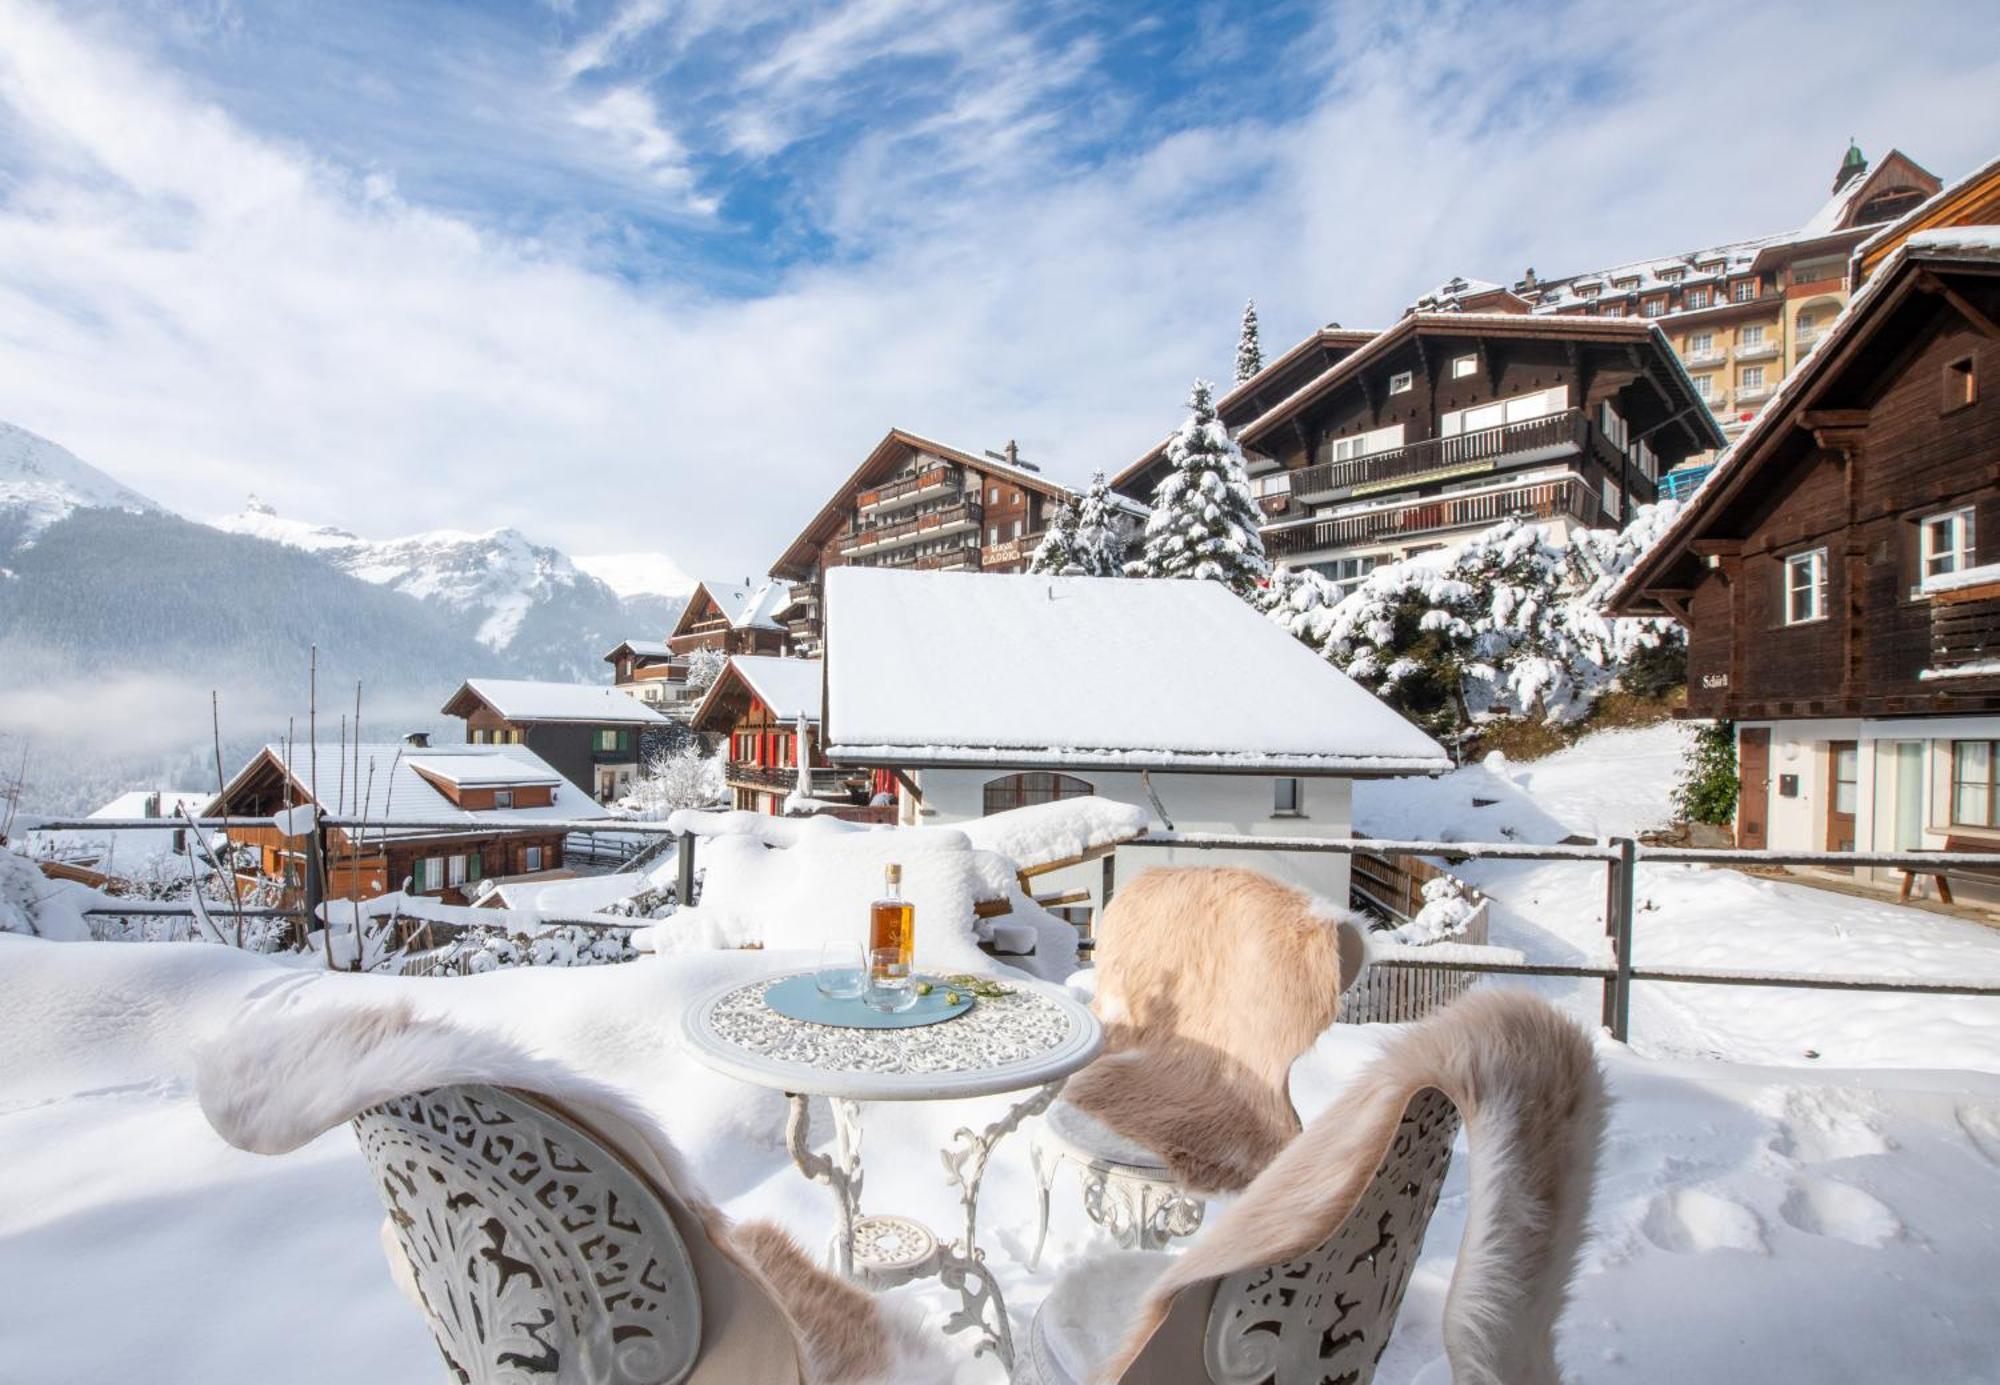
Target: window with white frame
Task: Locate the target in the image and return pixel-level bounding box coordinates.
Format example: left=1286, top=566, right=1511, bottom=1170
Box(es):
left=1921, top=507, right=1975, bottom=581
left=1273, top=778, right=1302, bottom=815
left=1783, top=549, right=1827, bottom=625
left=1741, top=323, right=1765, bottom=347
left=493, top=788, right=514, bottom=809
left=1328, top=423, right=1406, bottom=462
left=1687, top=331, right=1714, bottom=355
left=1685, top=288, right=1711, bottom=309
left=1733, top=280, right=1757, bottom=302
left=1602, top=478, right=1622, bottom=520
left=1643, top=299, right=1664, bottom=317
left=1250, top=472, right=1292, bottom=498
left=448, top=854, right=469, bottom=887
left=522, top=845, right=544, bottom=873
left=1740, top=365, right=1765, bottom=391
left=1389, top=370, right=1413, bottom=394
left=1452, top=354, right=1477, bottom=378
left=1692, top=375, right=1713, bottom=400
left=1952, top=741, right=1999, bottom=826
left=1440, top=386, right=1565, bottom=437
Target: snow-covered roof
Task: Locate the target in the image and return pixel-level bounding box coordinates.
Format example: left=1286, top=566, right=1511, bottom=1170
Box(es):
left=220, top=743, right=610, bottom=838
left=823, top=568, right=1449, bottom=775
left=693, top=577, right=789, bottom=631
left=407, top=754, right=561, bottom=788
left=24, top=789, right=213, bottom=878
left=730, top=655, right=822, bottom=723
left=447, top=678, right=668, bottom=725
left=604, top=639, right=675, bottom=660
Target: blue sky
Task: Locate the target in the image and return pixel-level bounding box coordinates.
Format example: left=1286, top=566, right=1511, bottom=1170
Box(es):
left=0, top=0, right=1995, bottom=573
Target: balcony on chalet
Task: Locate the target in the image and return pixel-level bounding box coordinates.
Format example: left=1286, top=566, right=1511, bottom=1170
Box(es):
left=1287, top=408, right=1622, bottom=506
left=839, top=499, right=982, bottom=558
left=1924, top=568, right=2000, bottom=683
left=726, top=761, right=856, bottom=797
left=855, top=462, right=961, bottom=515
left=1264, top=476, right=1609, bottom=560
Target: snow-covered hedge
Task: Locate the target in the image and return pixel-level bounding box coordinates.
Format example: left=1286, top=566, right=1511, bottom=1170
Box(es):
left=1257, top=504, right=1684, bottom=738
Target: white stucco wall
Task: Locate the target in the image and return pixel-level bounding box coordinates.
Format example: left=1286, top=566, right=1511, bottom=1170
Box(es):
left=907, top=767, right=1355, bottom=908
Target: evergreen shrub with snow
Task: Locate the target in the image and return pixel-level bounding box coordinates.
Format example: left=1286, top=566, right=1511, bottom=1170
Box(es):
left=1257, top=503, right=1686, bottom=741
left=1066, top=471, right=1127, bottom=577
left=1235, top=299, right=1263, bottom=383
left=1130, top=380, right=1270, bottom=594
left=1676, top=720, right=1739, bottom=826
left=1027, top=497, right=1079, bottom=575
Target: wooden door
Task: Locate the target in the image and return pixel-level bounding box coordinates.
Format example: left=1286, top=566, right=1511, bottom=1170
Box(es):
left=1737, top=728, right=1770, bottom=850
left=1826, top=741, right=1859, bottom=859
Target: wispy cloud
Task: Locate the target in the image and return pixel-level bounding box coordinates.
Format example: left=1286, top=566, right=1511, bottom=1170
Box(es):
left=0, top=0, right=1993, bottom=581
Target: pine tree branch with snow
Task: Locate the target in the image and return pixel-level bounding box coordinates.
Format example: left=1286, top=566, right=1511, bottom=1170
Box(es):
left=1027, top=496, right=1080, bottom=575
left=1130, top=379, right=1271, bottom=594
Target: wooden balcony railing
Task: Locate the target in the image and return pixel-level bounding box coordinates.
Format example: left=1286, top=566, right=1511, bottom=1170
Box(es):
left=1289, top=409, right=1604, bottom=503
left=1930, top=583, right=2000, bottom=677
left=1264, top=477, right=1607, bottom=559
left=856, top=464, right=959, bottom=512
left=726, top=762, right=855, bottom=795
left=840, top=500, right=983, bottom=556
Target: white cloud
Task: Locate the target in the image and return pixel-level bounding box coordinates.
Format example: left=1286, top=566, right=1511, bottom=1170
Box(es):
left=568, top=84, right=714, bottom=210
left=0, top=0, right=1992, bottom=584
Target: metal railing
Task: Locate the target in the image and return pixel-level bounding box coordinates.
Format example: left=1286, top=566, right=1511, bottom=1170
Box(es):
left=1289, top=409, right=1607, bottom=503
left=1133, top=831, right=2000, bottom=1042
left=30, top=818, right=2000, bottom=1044
left=1265, top=477, right=1607, bottom=559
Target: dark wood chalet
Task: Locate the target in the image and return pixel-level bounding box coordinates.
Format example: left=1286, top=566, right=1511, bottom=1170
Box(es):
left=440, top=678, right=669, bottom=804
left=770, top=429, right=1134, bottom=655
left=1117, top=315, right=1720, bottom=592
left=688, top=655, right=891, bottom=818
left=604, top=639, right=695, bottom=718
left=209, top=742, right=606, bottom=905
left=668, top=578, right=791, bottom=659
left=1610, top=217, right=2000, bottom=873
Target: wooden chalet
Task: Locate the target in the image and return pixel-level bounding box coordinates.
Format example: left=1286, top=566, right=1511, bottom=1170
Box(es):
left=441, top=678, right=669, bottom=804
left=604, top=639, right=695, bottom=719
left=669, top=578, right=791, bottom=659
left=769, top=429, right=1143, bottom=655
left=1609, top=180, right=2000, bottom=880
left=1116, top=314, right=1720, bottom=592
left=688, top=654, right=889, bottom=817
left=209, top=742, right=608, bottom=905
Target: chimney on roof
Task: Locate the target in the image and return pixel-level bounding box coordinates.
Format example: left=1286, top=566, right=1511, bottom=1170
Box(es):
left=403, top=731, right=430, bottom=749
left=1522, top=267, right=1538, bottom=288
left=143, top=791, right=161, bottom=818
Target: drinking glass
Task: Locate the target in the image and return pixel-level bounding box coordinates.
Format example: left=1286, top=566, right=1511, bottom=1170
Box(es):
left=816, top=942, right=866, bottom=1000
left=864, top=948, right=918, bottom=1013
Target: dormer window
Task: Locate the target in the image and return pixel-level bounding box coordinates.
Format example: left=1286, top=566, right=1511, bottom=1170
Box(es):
left=494, top=789, right=514, bottom=809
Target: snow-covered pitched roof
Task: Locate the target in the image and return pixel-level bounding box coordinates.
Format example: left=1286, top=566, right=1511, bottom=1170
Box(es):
left=407, top=754, right=561, bottom=788
left=693, top=577, right=788, bottom=631
left=731, top=655, right=822, bottom=723
left=823, top=568, right=1449, bottom=775
left=217, top=742, right=610, bottom=837
left=445, top=678, right=668, bottom=725
left=604, top=639, right=675, bottom=660
left=24, top=789, right=213, bottom=878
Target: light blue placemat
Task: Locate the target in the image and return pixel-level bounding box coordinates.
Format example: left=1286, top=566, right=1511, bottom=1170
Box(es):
left=763, top=972, right=975, bottom=1029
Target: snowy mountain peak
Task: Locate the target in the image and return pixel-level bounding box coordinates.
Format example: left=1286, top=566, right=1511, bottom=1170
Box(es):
left=0, top=421, right=168, bottom=546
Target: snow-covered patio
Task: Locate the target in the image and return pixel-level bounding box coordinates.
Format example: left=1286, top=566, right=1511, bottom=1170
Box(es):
left=7, top=722, right=2000, bottom=1382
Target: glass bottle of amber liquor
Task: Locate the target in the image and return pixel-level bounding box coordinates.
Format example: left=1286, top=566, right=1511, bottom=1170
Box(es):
left=869, top=863, right=914, bottom=977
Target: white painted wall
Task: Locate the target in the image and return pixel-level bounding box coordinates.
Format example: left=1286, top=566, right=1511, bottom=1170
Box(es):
left=907, top=767, right=1355, bottom=907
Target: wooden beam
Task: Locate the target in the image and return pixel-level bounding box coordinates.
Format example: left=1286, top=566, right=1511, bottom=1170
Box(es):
left=891, top=768, right=924, bottom=805
left=1691, top=538, right=1742, bottom=557
left=1915, top=271, right=2000, bottom=340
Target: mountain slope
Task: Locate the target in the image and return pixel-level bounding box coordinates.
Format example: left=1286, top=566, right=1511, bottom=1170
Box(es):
left=0, top=422, right=167, bottom=554
left=215, top=499, right=673, bottom=679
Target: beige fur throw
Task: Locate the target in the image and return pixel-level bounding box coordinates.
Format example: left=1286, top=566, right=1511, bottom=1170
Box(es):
left=1067, top=866, right=1366, bottom=1192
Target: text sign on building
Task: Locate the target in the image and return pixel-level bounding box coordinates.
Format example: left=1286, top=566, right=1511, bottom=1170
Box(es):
left=1701, top=672, right=1730, bottom=689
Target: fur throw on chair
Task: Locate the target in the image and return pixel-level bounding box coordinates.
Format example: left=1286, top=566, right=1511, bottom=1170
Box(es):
left=195, top=999, right=943, bottom=1385
left=1064, top=866, right=1368, bottom=1192
left=1108, top=989, right=1609, bottom=1385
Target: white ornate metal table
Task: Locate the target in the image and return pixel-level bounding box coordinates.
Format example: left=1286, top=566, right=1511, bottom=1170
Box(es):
left=681, top=970, right=1103, bottom=1369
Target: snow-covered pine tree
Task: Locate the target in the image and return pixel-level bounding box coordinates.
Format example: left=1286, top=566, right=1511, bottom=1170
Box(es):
left=1027, top=496, right=1080, bottom=575
left=1235, top=300, right=1263, bottom=383
left=1067, top=471, right=1126, bottom=577
left=1130, top=379, right=1271, bottom=594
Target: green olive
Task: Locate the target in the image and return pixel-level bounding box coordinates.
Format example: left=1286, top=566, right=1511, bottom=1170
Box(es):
left=914, top=980, right=933, bottom=995
left=945, top=990, right=962, bottom=1005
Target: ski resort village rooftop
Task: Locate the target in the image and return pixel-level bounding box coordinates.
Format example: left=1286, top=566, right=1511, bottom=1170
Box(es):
left=823, top=565, right=1449, bottom=901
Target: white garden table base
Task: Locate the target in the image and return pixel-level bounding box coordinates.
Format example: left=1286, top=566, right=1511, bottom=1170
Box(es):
left=683, top=972, right=1102, bottom=1370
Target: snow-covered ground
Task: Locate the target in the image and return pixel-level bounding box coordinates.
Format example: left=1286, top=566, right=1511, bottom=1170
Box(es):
left=6, top=722, right=2000, bottom=1382
left=1358, top=721, right=2000, bottom=1071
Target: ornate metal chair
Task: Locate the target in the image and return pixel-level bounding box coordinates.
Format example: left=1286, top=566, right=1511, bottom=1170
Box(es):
left=1017, top=990, right=1607, bottom=1385
left=1018, top=1088, right=1460, bottom=1385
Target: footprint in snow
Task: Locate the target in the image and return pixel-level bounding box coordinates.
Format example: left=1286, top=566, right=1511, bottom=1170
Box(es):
left=1778, top=1176, right=1902, bottom=1247
left=1955, top=1104, right=2000, bottom=1167
left=1763, top=1086, right=1894, bottom=1163
left=1639, top=1187, right=1769, bottom=1255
